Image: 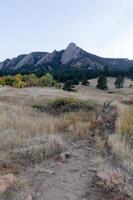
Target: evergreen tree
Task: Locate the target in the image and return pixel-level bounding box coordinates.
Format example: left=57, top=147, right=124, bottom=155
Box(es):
left=115, top=76, right=124, bottom=88
left=96, top=76, right=108, bottom=90
left=63, top=80, right=74, bottom=91
left=81, top=78, right=90, bottom=86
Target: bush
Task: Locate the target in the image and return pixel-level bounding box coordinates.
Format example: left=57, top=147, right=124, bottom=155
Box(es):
left=81, top=79, right=90, bottom=86
left=63, top=80, right=75, bottom=91
left=33, top=97, right=97, bottom=114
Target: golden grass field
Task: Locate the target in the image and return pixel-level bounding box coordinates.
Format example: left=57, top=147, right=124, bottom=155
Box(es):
left=0, top=77, right=132, bottom=200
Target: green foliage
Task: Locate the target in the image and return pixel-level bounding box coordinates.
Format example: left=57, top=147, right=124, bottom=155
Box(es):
left=53, top=80, right=62, bottom=89
left=45, top=73, right=54, bottom=87
left=0, top=73, right=61, bottom=89
left=81, top=77, right=90, bottom=86
left=3, top=76, right=14, bottom=86
left=103, top=66, right=109, bottom=76
left=115, top=76, right=124, bottom=88
left=13, top=74, right=27, bottom=88
left=52, top=67, right=99, bottom=83
left=129, top=66, right=133, bottom=81
left=96, top=76, right=108, bottom=90
left=26, top=74, right=38, bottom=86
left=0, top=77, right=5, bottom=86
left=63, top=80, right=75, bottom=91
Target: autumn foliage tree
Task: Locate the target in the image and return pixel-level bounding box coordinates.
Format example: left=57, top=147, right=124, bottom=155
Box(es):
left=0, top=73, right=61, bottom=89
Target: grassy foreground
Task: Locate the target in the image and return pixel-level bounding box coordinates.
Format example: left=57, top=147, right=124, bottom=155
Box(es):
left=0, top=88, right=132, bottom=199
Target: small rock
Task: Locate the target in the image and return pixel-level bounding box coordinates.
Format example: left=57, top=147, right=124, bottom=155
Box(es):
left=27, top=194, right=32, bottom=200
left=43, top=169, right=55, bottom=175
left=0, top=173, right=16, bottom=194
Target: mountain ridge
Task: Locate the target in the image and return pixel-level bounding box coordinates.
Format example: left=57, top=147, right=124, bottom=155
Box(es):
left=0, top=43, right=133, bottom=74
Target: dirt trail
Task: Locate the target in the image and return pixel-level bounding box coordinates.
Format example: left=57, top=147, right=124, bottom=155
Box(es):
left=3, top=140, right=97, bottom=200
left=29, top=141, right=96, bottom=200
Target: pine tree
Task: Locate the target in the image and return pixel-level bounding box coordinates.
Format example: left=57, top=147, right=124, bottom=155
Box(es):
left=81, top=76, right=90, bottom=86
left=96, top=76, right=108, bottom=90
left=115, top=76, right=124, bottom=88
left=63, top=80, right=74, bottom=91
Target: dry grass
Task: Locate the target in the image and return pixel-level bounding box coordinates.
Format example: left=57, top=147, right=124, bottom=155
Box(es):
left=116, top=107, right=133, bottom=138
left=97, top=169, right=125, bottom=190
left=8, top=134, right=65, bottom=164
left=0, top=103, right=66, bottom=164
left=0, top=103, right=63, bottom=135
left=95, top=135, right=105, bottom=155
left=0, top=98, right=99, bottom=164
left=121, top=97, right=133, bottom=105
left=68, top=121, right=91, bottom=141
left=10, top=176, right=30, bottom=192
left=107, top=103, right=133, bottom=172
left=96, top=169, right=128, bottom=200
left=108, top=134, right=131, bottom=161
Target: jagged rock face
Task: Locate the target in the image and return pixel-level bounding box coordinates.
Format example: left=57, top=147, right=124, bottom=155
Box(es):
left=0, top=52, right=46, bottom=70
left=61, top=43, right=81, bottom=65
left=36, top=50, right=57, bottom=66
left=73, top=58, right=104, bottom=70
left=0, top=42, right=133, bottom=73
left=14, top=53, right=44, bottom=69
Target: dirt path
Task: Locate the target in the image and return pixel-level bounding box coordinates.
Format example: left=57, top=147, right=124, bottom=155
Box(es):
left=27, top=141, right=96, bottom=200
left=2, top=138, right=103, bottom=200
left=4, top=140, right=97, bottom=200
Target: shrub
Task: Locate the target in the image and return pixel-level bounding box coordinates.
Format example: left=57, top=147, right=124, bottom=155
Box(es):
left=63, top=80, right=75, bottom=91
left=96, top=169, right=128, bottom=200
left=33, top=98, right=97, bottom=114
left=0, top=73, right=61, bottom=88
left=81, top=79, right=90, bottom=86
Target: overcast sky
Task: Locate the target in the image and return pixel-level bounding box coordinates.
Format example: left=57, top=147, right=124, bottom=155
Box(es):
left=0, top=0, right=133, bottom=61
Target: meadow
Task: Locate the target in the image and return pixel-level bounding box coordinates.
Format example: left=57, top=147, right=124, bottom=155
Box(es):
left=0, top=78, right=132, bottom=200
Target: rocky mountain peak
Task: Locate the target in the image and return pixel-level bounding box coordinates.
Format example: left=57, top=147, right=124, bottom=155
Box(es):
left=67, top=42, right=77, bottom=49
left=61, top=42, right=81, bottom=65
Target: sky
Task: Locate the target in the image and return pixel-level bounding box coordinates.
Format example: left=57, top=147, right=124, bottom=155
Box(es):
left=0, top=0, right=133, bottom=61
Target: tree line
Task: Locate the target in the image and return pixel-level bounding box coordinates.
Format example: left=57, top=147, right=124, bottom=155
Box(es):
left=0, top=65, right=132, bottom=91
left=0, top=73, right=61, bottom=88
left=96, top=75, right=128, bottom=90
